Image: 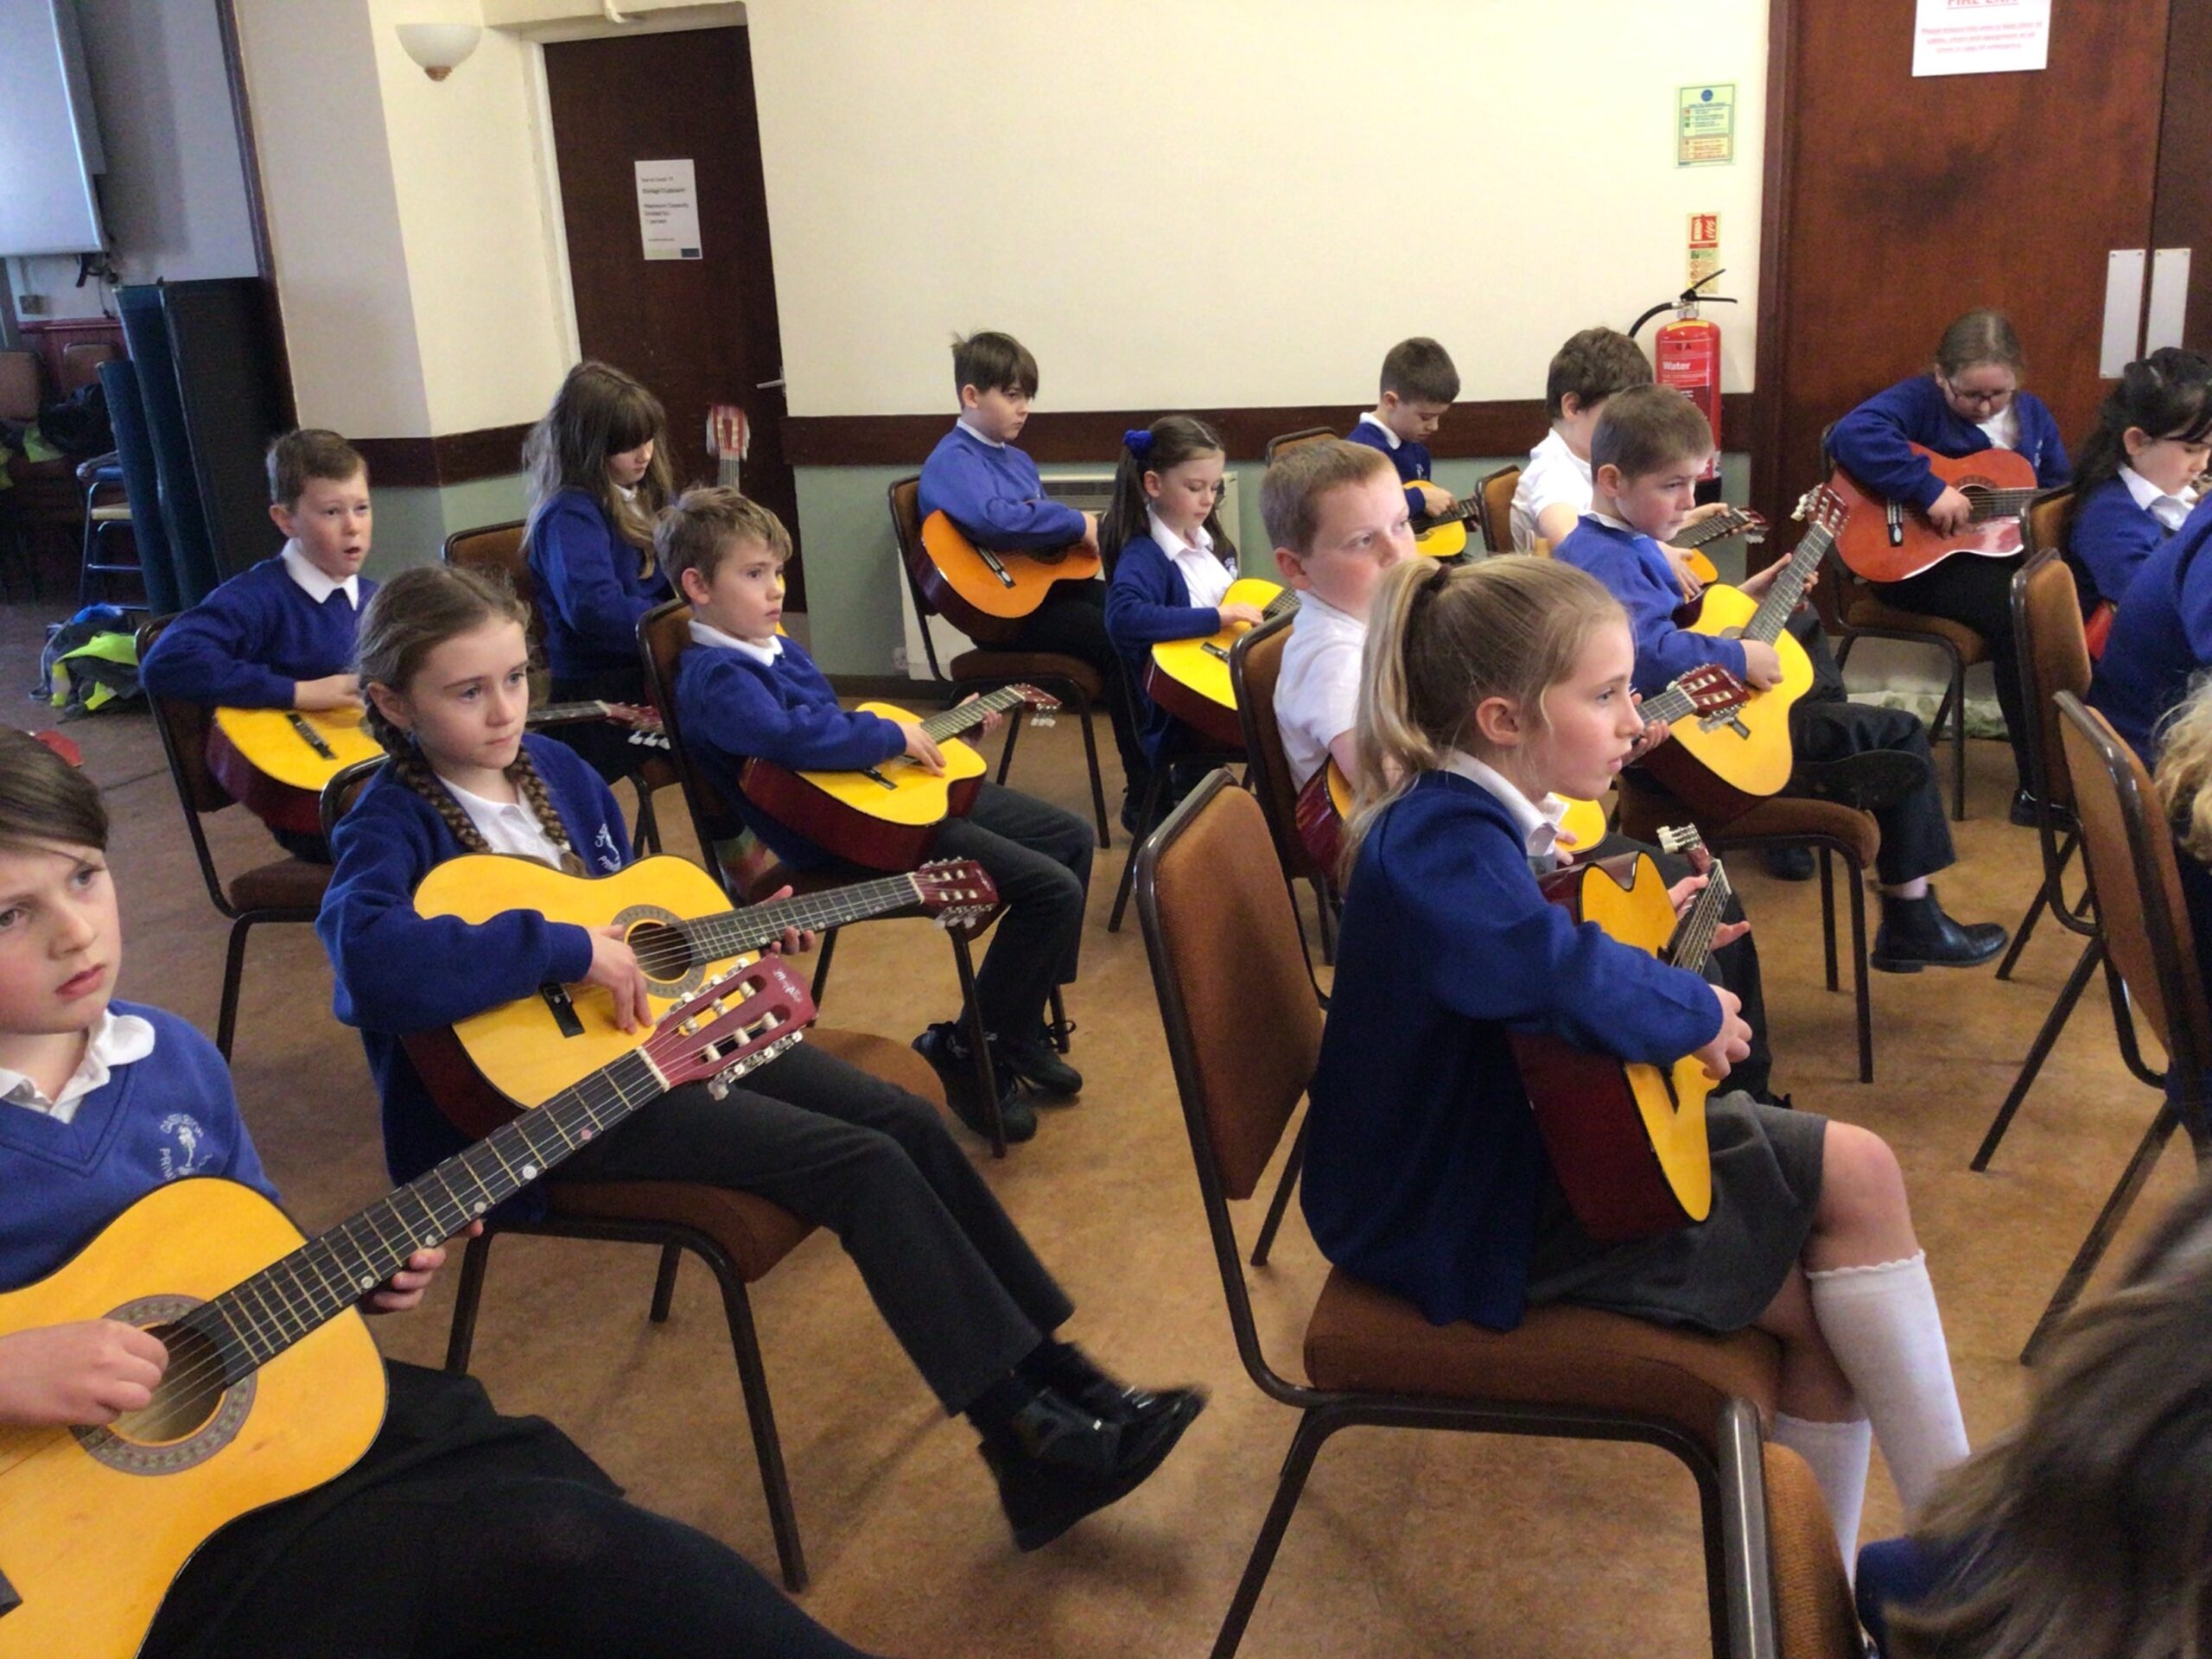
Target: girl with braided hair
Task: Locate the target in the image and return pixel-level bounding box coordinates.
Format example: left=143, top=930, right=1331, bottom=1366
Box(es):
left=316, top=566, right=1202, bottom=1554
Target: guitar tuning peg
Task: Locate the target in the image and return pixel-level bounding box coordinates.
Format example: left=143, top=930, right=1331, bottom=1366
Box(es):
left=708, top=1075, right=731, bottom=1100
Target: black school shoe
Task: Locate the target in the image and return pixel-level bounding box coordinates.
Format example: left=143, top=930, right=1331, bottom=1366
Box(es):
left=2009, top=789, right=2043, bottom=828
left=1792, top=749, right=1934, bottom=813
left=1022, top=1339, right=1208, bottom=1427
left=912, top=1022, right=1037, bottom=1143
left=1871, top=887, right=2008, bottom=973
left=994, top=1030, right=1084, bottom=1098
left=1761, top=846, right=1817, bottom=881
left=980, top=1387, right=1205, bottom=1551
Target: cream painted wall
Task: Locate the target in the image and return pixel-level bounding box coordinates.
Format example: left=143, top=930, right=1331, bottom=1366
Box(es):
left=747, top=0, right=1769, bottom=418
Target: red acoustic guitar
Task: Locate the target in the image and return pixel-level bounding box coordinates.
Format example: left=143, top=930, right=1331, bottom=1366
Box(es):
left=1828, top=445, right=2040, bottom=584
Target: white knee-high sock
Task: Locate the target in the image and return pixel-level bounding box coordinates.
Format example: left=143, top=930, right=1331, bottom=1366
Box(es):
left=1806, top=1251, right=1969, bottom=1515
left=1772, top=1413, right=1872, bottom=1573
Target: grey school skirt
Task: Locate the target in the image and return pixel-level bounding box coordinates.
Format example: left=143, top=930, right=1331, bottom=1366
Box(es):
left=1525, top=1091, right=1825, bottom=1335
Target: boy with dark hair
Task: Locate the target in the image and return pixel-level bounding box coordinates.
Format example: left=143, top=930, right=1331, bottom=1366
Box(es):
left=1346, top=335, right=1460, bottom=521
left=1511, top=326, right=1657, bottom=551
left=139, top=428, right=378, bottom=861
left=916, top=330, right=1150, bottom=822
left=1555, top=387, right=2007, bottom=970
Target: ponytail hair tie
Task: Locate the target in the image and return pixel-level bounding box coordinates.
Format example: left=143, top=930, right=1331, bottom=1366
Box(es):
left=1123, top=428, right=1155, bottom=461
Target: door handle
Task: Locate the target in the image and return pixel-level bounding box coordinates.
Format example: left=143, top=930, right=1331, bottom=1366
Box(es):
left=755, top=377, right=785, bottom=390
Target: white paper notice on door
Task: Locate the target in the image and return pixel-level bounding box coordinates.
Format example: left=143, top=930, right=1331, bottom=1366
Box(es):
left=1912, top=0, right=2050, bottom=77
left=635, top=160, right=702, bottom=261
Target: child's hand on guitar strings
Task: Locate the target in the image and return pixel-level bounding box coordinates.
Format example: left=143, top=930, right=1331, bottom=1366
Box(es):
left=1926, top=485, right=1974, bottom=533
left=293, top=672, right=365, bottom=714
left=1665, top=868, right=1751, bottom=952
left=585, top=925, right=653, bottom=1032
left=1626, top=712, right=1671, bottom=764
left=1661, top=546, right=1706, bottom=601
left=1219, top=602, right=1267, bottom=630
left=1738, top=639, right=1785, bottom=690
left=0, top=1320, right=168, bottom=1427
left=1690, top=985, right=1753, bottom=1083
left=1415, top=481, right=1454, bottom=517
left=755, top=885, right=818, bottom=957
left=898, top=721, right=947, bottom=775
left=955, top=693, right=1004, bottom=736
left=363, top=1223, right=483, bottom=1316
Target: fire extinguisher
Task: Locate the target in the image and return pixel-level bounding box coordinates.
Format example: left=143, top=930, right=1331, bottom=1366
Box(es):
left=1630, top=271, right=1738, bottom=498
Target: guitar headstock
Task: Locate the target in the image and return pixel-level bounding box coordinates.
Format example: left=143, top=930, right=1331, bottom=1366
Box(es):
left=1670, top=664, right=1751, bottom=716
left=1791, top=484, right=1849, bottom=541
left=912, top=859, right=1001, bottom=928
left=706, top=404, right=747, bottom=461
left=1729, top=506, right=1770, bottom=543
left=640, top=958, right=815, bottom=1096
left=1004, top=684, right=1064, bottom=715
left=1656, top=823, right=1709, bottom=858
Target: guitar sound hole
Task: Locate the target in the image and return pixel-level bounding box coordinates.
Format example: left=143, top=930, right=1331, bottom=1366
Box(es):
left=626, top=921, right=693, bottom=986
left=116, top=1321, right=226, bottom=1445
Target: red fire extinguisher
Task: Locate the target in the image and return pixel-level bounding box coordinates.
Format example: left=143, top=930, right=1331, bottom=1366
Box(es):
left=1630, top=272, right=1738, bottom=492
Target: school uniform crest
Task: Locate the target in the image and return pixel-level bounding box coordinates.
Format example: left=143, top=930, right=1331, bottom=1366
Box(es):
left=594, top=823, right=622, bottom=870
left=156, top=1111, right=216, bottom=1180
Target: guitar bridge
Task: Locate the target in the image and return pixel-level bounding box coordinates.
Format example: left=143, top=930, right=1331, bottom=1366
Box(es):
left=976, top=548, right=1014, bottom=588
left=538, top=982, right=586, bottom=1039
left=1202, top=642, right=1230, bottom=662
left=284, top=712, right=336, bottom=760
left=861, top=766, right=898, bottom=791
left=1700, top=710, right=1752, bottom=739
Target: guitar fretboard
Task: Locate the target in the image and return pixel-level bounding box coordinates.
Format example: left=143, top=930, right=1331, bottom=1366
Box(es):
left=673, top=872, right=927, bottom=963
left=1740, top=521, right=1837, bottom=648
left=1675, top=510, right=1757, bottom=550
left=1262, top=589, right=1300, bottom=621
left=1964, top=488, right=2038, bottom=521
left=916, top=684, right=1038, bottom=743
left=1667, top=849, right=1734, bottom=977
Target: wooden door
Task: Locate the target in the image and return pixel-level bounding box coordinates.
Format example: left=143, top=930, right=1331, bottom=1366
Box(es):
left=543, top=27, right=804, bottom=606
left=1751, top=1, right=2171, bottom=537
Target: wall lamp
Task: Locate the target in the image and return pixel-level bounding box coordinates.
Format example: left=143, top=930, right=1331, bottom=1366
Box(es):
left=396, top=23, right=483, bottom=82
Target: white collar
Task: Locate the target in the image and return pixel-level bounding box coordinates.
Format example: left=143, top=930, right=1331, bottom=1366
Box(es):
left=281, top=541, right=361, bottom=607
left=1590, top=510, right=1637, bottom=536
left=956, top=416, right=1006, bottom=450
left=1291, top=589, right=1359, bottom=632
left=0, top=1007, right=156, bottom=1125
left=1357, top=411, right=1402, bottom=451
left=1442, top=751, right=1569, bottom=862
left=691, top=615, right=784, bottom=666
left=1147, top=506, right=1214, bottom=561
left=2120, top=465, right=2198, bottom=529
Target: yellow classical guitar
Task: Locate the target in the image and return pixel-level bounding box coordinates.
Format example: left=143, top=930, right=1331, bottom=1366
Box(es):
left=1144, top=578, right=1299, bottom=748
left=403, top=854, right=997, bottom=1137
left=0, top=963, right=812, bottom=1659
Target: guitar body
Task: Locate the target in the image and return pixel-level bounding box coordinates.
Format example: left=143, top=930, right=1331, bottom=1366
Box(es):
left=1143, top=578, right=1286, bottom=749
left=1640, top=584, right=1815, bottom=818
left=1507, top=854, right=1714, bottom=1242
left=1830, top=445, right=2037, bottom=583
left=741, top=702, right=988, bottom=873
left=0, top=1179, right=385, bottom=1659
left=912, top=512, right=1103, bottom=645
left=1294, top=760, right=1605, bottom=876
left=207, top=708, right=385, bottom=836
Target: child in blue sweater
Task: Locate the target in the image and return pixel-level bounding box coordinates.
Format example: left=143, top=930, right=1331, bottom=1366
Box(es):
left=917, top=331, right=1151, bottom=817
left=318, top=565, right=1191, bottom=1549
left=1344, top=335, right=1459, bottom=523
left=1100, top=415, right=1263, bottom=810
left=1559, top=386, right=2007, bottom=971
left=664, top=489, right=1096, bottom=1144
left=0, top=728, right=888, bottom=1659
left=1312, top=554, right=1968, bottom=1569
left=2064, top=347, right=2211, bottom=620
left=522, top=360, right=675, bottom=784
left=1828, top=308, right=2072, bottom=809
left=139, top=429, right=377, bottom=861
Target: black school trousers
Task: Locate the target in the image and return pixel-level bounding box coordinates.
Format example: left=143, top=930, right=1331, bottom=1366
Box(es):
left=1873, top=554, right=2030, bottom=794
left=561, top=1040, right=1075, bottom=1414
left=1003, top=581, right=1150, bottom=793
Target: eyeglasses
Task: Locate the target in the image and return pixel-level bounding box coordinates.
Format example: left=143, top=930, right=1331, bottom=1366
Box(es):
left=1942, top=377, right=2016, bottom=411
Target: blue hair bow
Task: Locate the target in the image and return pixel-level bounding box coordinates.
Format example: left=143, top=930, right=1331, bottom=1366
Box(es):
left=1123, top=428, right=1155, bottom=460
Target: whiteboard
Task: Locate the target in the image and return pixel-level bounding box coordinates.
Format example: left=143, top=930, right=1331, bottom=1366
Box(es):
left=0, top=0, right=106, bottom=257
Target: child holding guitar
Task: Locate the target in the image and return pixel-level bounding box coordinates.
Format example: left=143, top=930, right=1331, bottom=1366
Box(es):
left=0, top=729, right=891, bottom=1659
left=1828, top=308, right=2072, bottom=815
left=2065, top=347, right=2212, bottom=620
left=1310, top=554, right=1970, bottom=1567
left=316, top=565, right=1197, bottom=1551
left=1558, top=387, right=2008, bottom=972
left=1344, top=336, right=1460, bottom=524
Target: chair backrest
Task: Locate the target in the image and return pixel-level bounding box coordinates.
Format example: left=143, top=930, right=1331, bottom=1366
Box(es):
left=886, top=474, right=951, bottom=682
left=637, top=597, right=743, bottom=884
left=1136, top=772, right=1325, bottom=1391
left=2055, top=692, right=2212, bottom=1086
left=2024, top=485, right=2078, bottom=562
left=99, top=358, right=179, bottom=614
left=135, top=613, right=243, bottom=913
left=1761, top=1444, right=1862, bottom=1659
left=2012, top=548, right=2093, bottom=818
left=1476, top=464, right=1522, bottom=553
left=320, top=756, right=386, bottom=844
left=59, top=340, right=117, bottom=395
left=1229, top=610, right=1325, bottom=887
left=0, top=349, right=40, bottom=424
left=443, top=521, right=542, bottom=659
left=1263, top=427, right=1334, bottom=463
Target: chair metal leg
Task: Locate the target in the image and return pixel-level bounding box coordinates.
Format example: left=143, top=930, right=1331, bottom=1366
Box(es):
left=1075, top=689, right=1111, bottom=848
left=216, top=917, right=253, bottom=1061
left=1973, top=935, right=2101, bottom=1172
left=633, top=783, right=662, bottom=856
left=1046, top=985, right=1071, bottom=1052
left=443, top=1230, right=496, bottom=1374
left=1998, top=882, right=2052, bottom=982
left=1249, top=1116, right=1309, bottom=1268
left=649, top=1242, right=683, bottom=1322
left=1847, top=856, right=1872, bottom=1084
left=949, top=929, right=1007, bottom=1157
left=1312, top=878, right=1338, bottom=967
left=2020, top=1100, right=2188, bottom=1365
left=1818, top=847, right=1839, bottom=994
left=994, top=709, right=1025, bottom=784
left=1109, top=768, right=1168, bottom=934
left=809, top=926, right=838, bottom=1006
left=1940, top=649, right=1968, bottom=822
left=1210, top=1408, right=1339, bottom=1659
left=709, top=1260, right=810, bottom=1592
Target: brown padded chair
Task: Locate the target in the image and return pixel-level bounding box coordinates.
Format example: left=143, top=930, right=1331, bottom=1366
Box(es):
left=320, top=757, right=957, bottom=1592
left=886, top=476, right=1112, bottom=844
left=1262, top=426, right=1334, bottom=462
left=443, top=518, right=678, bottom=855
left=2015, top=695, right=2212, bottom=1360
left=636, top=598, right=1014, bottom=1155
left=137, top=614, right=334, bottom=1059
left=1476, top=462, right=1522, bottom=554
left=1616, top=775, right=1878, bottom=1084
left=1136, top=772, right=1782, bottom=1658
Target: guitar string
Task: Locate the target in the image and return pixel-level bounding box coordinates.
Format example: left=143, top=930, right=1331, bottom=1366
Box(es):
left=618, top=871, right=993, bottom=976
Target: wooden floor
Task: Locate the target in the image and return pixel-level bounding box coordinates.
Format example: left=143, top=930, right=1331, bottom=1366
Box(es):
left=29, top=598, right=2196, bottom=1658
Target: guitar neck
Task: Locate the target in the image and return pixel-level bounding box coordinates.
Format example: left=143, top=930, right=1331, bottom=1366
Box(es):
left=1667, top=860, right=1735, bottom=976
left=677, top=871, right=924, bottom=960
left=1675, top=511, right=1746, bottom=550
left=1740, top=524, right=1834, bottom=647
left=918, top=685, right=1031, bottom=742
left=1639, top=682, right=1701, bottom=726
left=1262, top=588, right=1300, bottom=620
left=1967, top=488, right=2038, bottom=521
left=531, top=701, right=616, bottom=724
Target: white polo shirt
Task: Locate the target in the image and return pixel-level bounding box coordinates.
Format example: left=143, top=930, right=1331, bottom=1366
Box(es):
left=1510, top=429, right=1591, bottom=552
left=2121, top=465, right=2197, bottom=533
left=1273, top=591, right=1366, bottom=787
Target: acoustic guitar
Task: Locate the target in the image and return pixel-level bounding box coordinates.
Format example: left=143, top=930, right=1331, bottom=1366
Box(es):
left=403, top=853, right=997, bottom=1136
left=740, top=684, right=1060, bottom=872
left=1828, top=444, right=2039, bottom=584
left=0, top=961, right=812, bottom=1659
left=1639, top=486, right=1849, bottom=820
left=1144, top=578, right=1299, bottom=749
left=911, top=511, right=1103, bottom=645
left=1288, top=664, right=1746, bottom=874
left=1510, top=825, right=1734, bottom=1241
left=207, top=702, right=667, bottom=835
left=1423, top=495, right=1764, bottom=568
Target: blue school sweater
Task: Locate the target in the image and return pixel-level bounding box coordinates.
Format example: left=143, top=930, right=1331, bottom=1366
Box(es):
left=671, top=630, right=905, bottom=872
left=1103, top=533, right=1233, bottom=762
left=0, top=1002, right=277, bottom=1292
left=317, top=736, right=631, bottom=1198
left=1345, top=418, right=1433, bottom=519
left=916, top=423, right=1088, bottom=551
left=1827, top=374, right=2070, bottom=512
left=140, top=556, right=377, bottom=709
left=1304, top=772, right=1721, bottom=1331
left=1554, top=514, right=1749, bottom=697
left=2068, top=474, right=2169, bottom=611
left=525, top=488, right=673, bottom=682
left=2087, top=502, right=2212, bottom=764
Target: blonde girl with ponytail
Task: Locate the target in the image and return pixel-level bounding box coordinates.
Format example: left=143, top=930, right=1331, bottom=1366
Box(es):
left=1308, top=554, right=1970, bottom=1572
